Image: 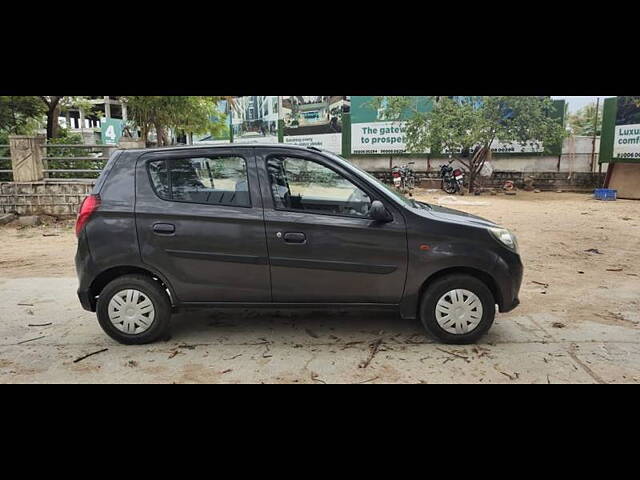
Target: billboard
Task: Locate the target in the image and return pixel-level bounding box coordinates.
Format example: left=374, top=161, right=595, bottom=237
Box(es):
left=350, top=96, right=432, bottom=155
left=192, top=99, right=231, bottom=144
left=447, top=96, right=552, bottom=154
left=281, top=96, right=350, bottom=154
left=613, top=96, right=640, bottom=160
left=230, top=96, right=279, bottom=144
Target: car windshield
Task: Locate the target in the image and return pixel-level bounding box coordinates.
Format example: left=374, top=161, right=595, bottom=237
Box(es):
left=323, top=152, right=428, bottom=209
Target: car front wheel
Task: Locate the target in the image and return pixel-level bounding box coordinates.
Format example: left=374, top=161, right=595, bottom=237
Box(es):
left=419, top=274, right=496, bottom=344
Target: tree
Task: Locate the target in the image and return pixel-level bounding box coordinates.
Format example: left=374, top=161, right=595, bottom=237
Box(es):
left=567, top=102, right=602, bottom=136
left=375, top=96, right=566, bottom=192
left=38, top=96, right=64, bottom=139
left=37, top=96, right=95, bottom=139
left=0, top=96, right=46, bottom=135
left=123, top=96, right=230, bottom=146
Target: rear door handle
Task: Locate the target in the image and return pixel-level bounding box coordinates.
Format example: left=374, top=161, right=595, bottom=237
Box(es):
left=153, top=223, right=175, bottom=235
left=283, top=232, right=306, bottom=244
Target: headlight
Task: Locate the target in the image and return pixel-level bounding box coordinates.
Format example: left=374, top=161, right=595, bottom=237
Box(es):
left=488, top=227, right=518, bottom=252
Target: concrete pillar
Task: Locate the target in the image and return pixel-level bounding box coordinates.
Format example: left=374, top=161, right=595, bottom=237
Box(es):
left=8, top=136, right=46, bottom=182
left=104, top=96, right=111, bottom=119
left=122, top=103, right=127, bottom=122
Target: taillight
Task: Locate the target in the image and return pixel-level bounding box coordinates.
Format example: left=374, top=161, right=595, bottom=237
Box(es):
left=75, top=194, right=101, bottom=237
left=392, top=172, right=401, bottom=177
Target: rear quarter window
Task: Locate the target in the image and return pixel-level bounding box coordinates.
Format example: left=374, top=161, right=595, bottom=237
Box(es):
left=93, top=150, right=122, bottom=194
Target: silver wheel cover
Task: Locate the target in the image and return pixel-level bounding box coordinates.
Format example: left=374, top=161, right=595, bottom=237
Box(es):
left=435, top=289, right=483, bottom=335
left=108, top=289, right=155, bottom=335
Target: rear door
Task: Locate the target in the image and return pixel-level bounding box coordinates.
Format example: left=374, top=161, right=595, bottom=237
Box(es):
left=256, top=147, right=408, bottom=304
left=135, top=148, right=270, bottom=303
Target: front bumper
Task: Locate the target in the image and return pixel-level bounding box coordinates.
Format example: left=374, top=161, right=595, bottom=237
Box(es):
left=492, top=251, right=523, bottom=313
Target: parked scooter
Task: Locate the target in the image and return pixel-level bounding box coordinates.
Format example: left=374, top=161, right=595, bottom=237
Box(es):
left=392, top=162, right=416, bottom=194
left=439, top=160, right=465, bottom=194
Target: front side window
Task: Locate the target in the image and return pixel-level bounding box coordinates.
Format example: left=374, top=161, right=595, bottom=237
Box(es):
left=267, top=155, right=372, bottom=217
left=148, top=156, right=250, bottom=207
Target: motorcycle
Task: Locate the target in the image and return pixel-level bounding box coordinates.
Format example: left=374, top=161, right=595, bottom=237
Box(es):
left=439, top=161, right=465, bottom=194
left=391, top=162, right=416, bottom=194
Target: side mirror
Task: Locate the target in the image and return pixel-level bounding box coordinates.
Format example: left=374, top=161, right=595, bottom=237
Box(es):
left=369, top=200, right=393, bottom=223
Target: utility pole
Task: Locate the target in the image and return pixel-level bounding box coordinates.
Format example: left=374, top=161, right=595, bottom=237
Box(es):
left=591, top=97, right=600, bottom=172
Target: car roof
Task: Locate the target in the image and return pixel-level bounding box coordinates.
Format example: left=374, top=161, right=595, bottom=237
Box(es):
left=122, top=144, right=323, bottom=154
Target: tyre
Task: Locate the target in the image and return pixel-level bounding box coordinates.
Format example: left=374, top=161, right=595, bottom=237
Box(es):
left=96, top=274, right=172, bottom=345
left=407, top=177, right=415, bottom=190
left=443, top=181, right=457, bottom=194
left=419, top=274, right=495, bottom=344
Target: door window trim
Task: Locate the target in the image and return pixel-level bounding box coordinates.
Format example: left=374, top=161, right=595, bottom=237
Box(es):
left=145, top=154, right=253, bottom=209
left=264, top=153, right=383, bottom=220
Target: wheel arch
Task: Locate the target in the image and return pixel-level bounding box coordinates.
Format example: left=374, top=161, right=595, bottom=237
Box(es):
left=88, top=265, right=176, bottom=311
left=418, top=266, right=502, bottom=312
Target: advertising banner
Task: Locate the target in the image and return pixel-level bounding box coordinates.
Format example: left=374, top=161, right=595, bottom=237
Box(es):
left=613, top=96, right=640, bottom=160
left=231, top=96, right=279, bottom=144
left=350, top=96, right=432, bottom=155
left=192, top=99, right=231, bottom=144
left=281, top=96, right=350, bottom=154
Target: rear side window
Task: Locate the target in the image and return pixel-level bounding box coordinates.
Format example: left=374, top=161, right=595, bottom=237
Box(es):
left=148, top=156, right=250, bottom=207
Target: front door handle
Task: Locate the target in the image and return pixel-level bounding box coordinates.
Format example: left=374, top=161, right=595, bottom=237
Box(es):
left=283, top=232, right=306, bottom=244
left=153, top=223, right=175, bottom=235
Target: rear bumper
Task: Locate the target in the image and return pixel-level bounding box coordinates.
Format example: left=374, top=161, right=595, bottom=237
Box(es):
left=75, top=232, right=96, bottom=312
left=501, top=296, right=520, bottom=313
left=77, top=287, right=95, bottom=312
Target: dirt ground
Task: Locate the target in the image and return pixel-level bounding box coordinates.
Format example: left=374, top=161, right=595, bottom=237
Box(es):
left=1, top=191, right=639, bottom=383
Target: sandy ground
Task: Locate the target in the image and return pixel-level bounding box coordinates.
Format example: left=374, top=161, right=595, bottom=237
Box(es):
left=1, top=191, right=639, bottom=383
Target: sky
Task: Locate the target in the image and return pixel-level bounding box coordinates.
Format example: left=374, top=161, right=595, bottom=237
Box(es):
left=551, top=96, right=614, bottom=113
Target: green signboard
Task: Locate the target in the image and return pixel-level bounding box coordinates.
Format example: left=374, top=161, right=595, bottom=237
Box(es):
left=101, top=118, right=124, bottom=145
left=600, top=96, right=640, bottom=164
left=350, top=96, right=433, bottom=155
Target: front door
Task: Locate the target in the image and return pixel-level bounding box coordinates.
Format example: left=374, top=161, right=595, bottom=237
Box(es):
left=256, top=148, right=408, bottom=304
left=135, top=148, right=270, bottom=303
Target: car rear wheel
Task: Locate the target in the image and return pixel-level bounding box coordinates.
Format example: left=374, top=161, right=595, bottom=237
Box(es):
left=419, top=274, right=495, bottom=344
left=96, top=274, right=171, bottom=345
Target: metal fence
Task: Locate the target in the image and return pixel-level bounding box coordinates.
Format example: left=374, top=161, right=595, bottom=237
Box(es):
left=0, top=143, right=116, bottom=181
left=41, top=143, right=114, bottom=179
left=0, top=144, right=10, bottom=181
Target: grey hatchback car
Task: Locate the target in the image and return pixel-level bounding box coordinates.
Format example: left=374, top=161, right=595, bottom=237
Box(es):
left=75, top=144, right=522, bottom=345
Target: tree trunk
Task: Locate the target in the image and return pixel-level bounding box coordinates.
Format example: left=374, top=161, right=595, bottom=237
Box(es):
left=141, top=125, right=149, bottom=146
left=468, top=145, right=490, bottom=193
left=44, top=97, right=63, bottom=139
left=154, top=122, right=165, bottom=146
left=46, top=105, right=57, bottom=139
left=468, top=169, right=478, bottom=194
left=52, top=103, right=61, bottom=137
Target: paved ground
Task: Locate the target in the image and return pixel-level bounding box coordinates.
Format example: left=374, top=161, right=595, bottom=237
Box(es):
left=1, top=191, right=639, bottom=383
left=1, top=277, right=639, bottom=383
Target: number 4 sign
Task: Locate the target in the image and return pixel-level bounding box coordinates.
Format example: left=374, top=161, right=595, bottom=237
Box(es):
left=101, top=118, right=123, bottom=145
